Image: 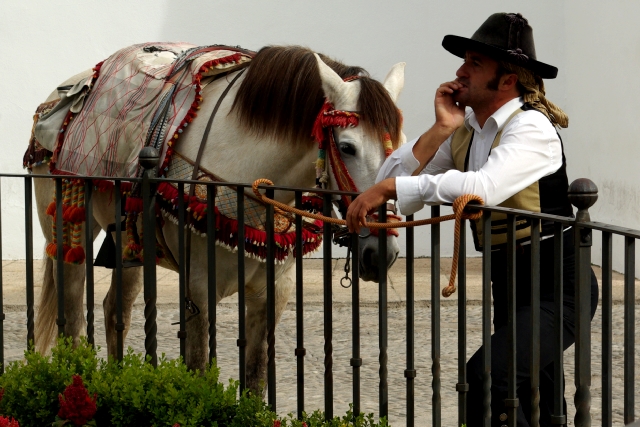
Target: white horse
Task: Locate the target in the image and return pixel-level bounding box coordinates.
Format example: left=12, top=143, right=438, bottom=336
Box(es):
left=30, top=45, right=405, bottom=392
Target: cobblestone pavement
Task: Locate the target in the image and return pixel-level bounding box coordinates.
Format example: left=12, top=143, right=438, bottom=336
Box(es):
left=3, top=302, right=640, bottom=426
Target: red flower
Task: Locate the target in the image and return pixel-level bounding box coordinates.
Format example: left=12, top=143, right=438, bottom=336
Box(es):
left=0, top=416, right=19, bottom=427
left=273, top=421, right=281, bottom=427
left=57, top=375, right=97, bottom=426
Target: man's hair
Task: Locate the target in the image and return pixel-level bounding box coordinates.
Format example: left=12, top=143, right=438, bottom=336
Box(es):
left=496, top=61, right=569, bottom=128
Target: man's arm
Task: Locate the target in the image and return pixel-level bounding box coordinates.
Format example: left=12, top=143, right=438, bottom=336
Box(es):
left=346, top=81, right=465, bottom=233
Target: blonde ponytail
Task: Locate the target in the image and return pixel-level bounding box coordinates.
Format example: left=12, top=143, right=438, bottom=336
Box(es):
left=500, top=62, right=569, bottom=128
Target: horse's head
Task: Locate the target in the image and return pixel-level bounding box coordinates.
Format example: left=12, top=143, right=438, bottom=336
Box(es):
left=315, top=54, right=405, bottom=282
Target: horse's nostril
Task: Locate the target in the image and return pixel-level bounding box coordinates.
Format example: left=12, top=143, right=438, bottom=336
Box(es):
left=362, top=247, right=379, bottom=270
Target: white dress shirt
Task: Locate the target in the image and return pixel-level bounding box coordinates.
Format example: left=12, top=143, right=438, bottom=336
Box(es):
left=377, top=97, right=564, bottom=216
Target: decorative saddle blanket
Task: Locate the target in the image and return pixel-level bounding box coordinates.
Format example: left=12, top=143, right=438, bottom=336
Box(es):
left=49, top=42, right=252, bottom=178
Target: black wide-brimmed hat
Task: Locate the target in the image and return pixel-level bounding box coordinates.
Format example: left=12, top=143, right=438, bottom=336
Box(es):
left=442, top=13, right=558, bottom=79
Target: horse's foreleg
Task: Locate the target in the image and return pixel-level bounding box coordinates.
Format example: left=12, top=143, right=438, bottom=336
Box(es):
left=103, top=266, right=142, bottom=359
left=244, top=267, right=295, bottom=395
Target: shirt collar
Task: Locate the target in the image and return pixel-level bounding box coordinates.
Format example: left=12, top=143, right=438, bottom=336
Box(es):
left=464, top=97, right=524, bottom=133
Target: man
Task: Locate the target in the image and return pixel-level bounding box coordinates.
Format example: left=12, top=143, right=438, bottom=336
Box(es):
left=346, top=13, right=598, bottom=427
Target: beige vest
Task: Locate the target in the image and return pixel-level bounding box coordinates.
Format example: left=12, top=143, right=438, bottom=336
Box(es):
left=451, top=109, right=541, bottom=248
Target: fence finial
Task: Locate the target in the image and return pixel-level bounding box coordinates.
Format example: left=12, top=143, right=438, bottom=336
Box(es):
left=139, top=147, right=160, bottom=171
left=568, top=178, right=598, bottom=222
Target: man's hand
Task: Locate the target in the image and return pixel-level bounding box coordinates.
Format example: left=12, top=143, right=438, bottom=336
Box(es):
left=346, top=178, right=397, bottom=234
left=409, top=81, right=467, bottom=175
left=434, top=81, right=466, bottom=133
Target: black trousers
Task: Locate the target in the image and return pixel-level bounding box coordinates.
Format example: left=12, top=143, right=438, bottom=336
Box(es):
left=466, top=230, right=599, bottom=427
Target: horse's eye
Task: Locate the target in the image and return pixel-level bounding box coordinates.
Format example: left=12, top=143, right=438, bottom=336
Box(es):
left=339, top=143, right=356, bottom=156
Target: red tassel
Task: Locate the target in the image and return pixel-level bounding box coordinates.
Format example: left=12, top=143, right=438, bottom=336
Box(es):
left=312, top=102, right=332, bottom=143
left=125, top=197, right=143, bottom=213
left=68, top=207, right=86, bottom=223
left=46, top=201, right=56, bottom=216
left=45, top=242, right=57, bottom=258
left=64, top=246, right=86, bottom=264
left=46, top=243, right=71, bottom=260
left=62, top=205, right=74, bottom=222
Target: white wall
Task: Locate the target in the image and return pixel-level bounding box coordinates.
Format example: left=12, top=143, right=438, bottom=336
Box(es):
left=0, top=1, right=637, bottom=276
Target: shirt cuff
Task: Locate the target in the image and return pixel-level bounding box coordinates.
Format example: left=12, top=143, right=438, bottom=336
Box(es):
left=395, top=176, right=425, bottom=215
left=399, top=137, right=421, bottom=172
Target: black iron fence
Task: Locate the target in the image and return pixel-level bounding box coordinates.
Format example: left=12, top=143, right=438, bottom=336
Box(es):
left=0, top=152, right=638, bottom=426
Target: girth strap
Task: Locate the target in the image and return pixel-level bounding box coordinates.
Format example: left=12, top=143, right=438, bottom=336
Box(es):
left=183, top=67, right=248, bottom=317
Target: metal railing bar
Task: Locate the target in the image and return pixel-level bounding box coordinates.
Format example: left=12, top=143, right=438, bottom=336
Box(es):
left=506, top=213, right=518, bottom=427
left=551, top=223, right=565, bottom=426
left=0, top=178, right=4, bottom=372
left=114, top=180, right=124, bottom=362
left=142, top=166, right=158, bottom=367
left=351, top=229, right=361, bottom=419
left=55, top=178, right=65, bottom=338
left=601, top=231, right=613, bottom=427
left=207, top=186, right=217, bottom=363
left=266, top=188, right=277, bottom=411
left=236, top=186, right=247, bottom=393
left=24, top=176, right=34, bottom=348
left=177, top=182, right=186, bottom=360
left=378, top=207, right=389, bottom=420
left=431, top=205, right=441, bottom=427
left=573, top=222, right=593, bottom=425
left=405, top=214, right=415, bottom=427
left=481, top=211, right=492, bottom=426
left=624, top=236, right=635, bottom=424
left=578, top=221, right=640, bottom=239
left=294, top=191, right=305, bottom=419
left=322, top=193, right=333, bottom=420
left=84, top=180, right=94, bottom=347
left=530, top=219, right=541, bottom=427
left=457, top=219, right=467, bottom=426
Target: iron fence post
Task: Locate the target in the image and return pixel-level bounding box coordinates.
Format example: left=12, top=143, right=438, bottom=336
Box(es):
left=55, top=178, right=66, bottom=338
left=322, top=193, right=333, bottom=420
left=378, top=206, right=388, bottom=420
left=567, top=178, right=598, bottom=427
left=140, top=147, right=159, bottom=367
left=431, top=205, right=441, bottom=427
left=266, top=188, right=277, bottom=412
left=0, top=178, right=4, bottom=372
left=24, top=177, right=34, bottom=349
left=84, top=180, right=95, bottom=347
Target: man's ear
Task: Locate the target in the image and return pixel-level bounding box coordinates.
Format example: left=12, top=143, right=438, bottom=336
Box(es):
left=501, top=73, right=519, bottom=92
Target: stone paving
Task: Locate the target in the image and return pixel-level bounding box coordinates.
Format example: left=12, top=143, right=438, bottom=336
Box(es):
left=1, top=259, right=639, bottom=426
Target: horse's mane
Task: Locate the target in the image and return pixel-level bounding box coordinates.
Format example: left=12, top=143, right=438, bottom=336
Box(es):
left=230, top=46, right=402, bottom=147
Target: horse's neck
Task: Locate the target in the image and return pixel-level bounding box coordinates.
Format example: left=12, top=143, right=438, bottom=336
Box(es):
left=177, top=72, right=317, bottom=200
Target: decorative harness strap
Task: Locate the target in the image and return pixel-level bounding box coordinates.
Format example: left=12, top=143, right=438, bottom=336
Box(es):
left=307, top=75, right=399, bottom=237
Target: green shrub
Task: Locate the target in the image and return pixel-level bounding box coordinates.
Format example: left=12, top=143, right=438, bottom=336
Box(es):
left=0, top=337, right=98, bottom=426
left=277, top=405, right=388, bottom=427
left=0, top=339, right=389, bottom=427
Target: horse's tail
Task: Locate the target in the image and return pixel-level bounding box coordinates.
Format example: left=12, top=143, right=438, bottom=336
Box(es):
left=33, top=166, right=60, bottom=354
left=35, top=255, right=57, bottom=354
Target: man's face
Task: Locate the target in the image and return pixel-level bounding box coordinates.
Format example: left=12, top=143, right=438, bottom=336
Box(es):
left=453, top=51, right=501, bottom=108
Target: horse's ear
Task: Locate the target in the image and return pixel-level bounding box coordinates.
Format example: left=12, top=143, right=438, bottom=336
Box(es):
left=383, top=62, right=406, bottom=103
left=314, top=53, right=351, bottom=104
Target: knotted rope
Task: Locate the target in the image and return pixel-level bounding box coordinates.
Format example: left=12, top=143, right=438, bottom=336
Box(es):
left=252, top=178, right=484, bottom=297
